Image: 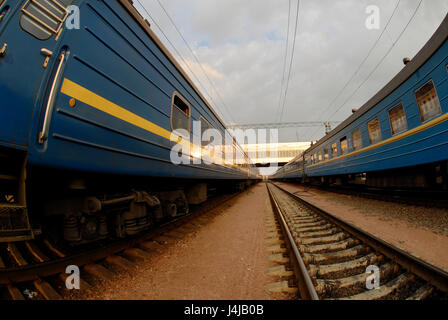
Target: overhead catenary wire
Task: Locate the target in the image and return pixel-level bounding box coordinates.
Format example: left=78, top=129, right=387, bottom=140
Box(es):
left=134, top=0, right=234, bottom=123
left=326, top=0, right=423, bottom=121
left=275, top=0, right=292, bottom=123
left=309, top=0, right=422, bottom=141
left=307, top=0, right=402, bottom=140
left=278, top=0, right=301, bottom=123
left=134, top=0, right=224, bottom=119
left=153, top=0, right=237, bottom=125
left=315, top=0, right=402, bottom=123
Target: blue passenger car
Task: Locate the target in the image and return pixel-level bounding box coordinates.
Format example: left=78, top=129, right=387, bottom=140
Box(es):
left=271, top=152, right=304, bottom=180
left=274, top=14, right=448, bottom=189
left=0, top=0, right=258, bottom=243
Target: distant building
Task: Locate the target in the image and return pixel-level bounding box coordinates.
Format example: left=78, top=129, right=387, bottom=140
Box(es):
left=242, top=142, right=311, bottom=166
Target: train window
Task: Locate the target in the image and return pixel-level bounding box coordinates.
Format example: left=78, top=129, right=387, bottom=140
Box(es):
left=171, top=92, right=190, bottom=133
left=318, top=152, right=322, bottom=162
left=415, top=80, right=442, bottom=123
left=324, top=148, right=329, bottom=160
left=20, top=0, right=74, bottom=41
left=340, top=137, right=348, bottom=155
left=368, top=118, right=382, bottom=144
left=388, top=103, right=408, bottom=135
left=352, top=129, right=362, bottom=151
left=199, top=116, right=210, bottom=146
left=331, top=143, right=338, bottom=157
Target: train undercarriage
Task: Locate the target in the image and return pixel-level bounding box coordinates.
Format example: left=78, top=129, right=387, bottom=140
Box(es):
left=0, top=147, right=253, bottom=245
left=291, top=161, right=448, bottom=192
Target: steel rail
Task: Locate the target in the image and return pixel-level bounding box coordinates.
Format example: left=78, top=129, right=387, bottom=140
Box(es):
left=266, top=183, right=319, bottom=300
left=270, top=182, right=448, bottom=294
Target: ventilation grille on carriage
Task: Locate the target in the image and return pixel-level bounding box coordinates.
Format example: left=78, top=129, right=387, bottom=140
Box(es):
left=20, top=0, right=73, bottom=40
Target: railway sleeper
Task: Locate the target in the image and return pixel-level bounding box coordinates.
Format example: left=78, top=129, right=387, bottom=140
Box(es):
left=289, top=216, right=318, bottom=223
left=286, top=216, right=314, bottom=223
left=83, top=264, right=115, bottom=283
left=292, top=220, right=328, bottom=229
left=338, top=272, right=415, bottom=300
left=288, top=218, right=323, bottom=226
left=406, top=283, right=435, bottom=300
left=295, top=227, right=340, bottom=239
left=122, top=247, right=152, bottom=262
left=295, top=232, right=348, bottom=246
left=290, top=213, right=319, bottom=220
left=299, top=238, right=360, bottom=254
left=282, top=206, right=310, bottom=215
left=33, top=278, right=62, bottom=300
left=292, top=223, right=334, bottom=234
left=24, top=241, right=49, bottom=263
left=105, top=255, right=137, bottom=272
left=302, top=244, right=371, bottom=265
left=5, top=284, right=25, bottom=300
left=7, top=242, right=27, bottom=266
left=308, top=252, right=383, bottom=279
left=43, top=239, right=66, bottom=258
left=315, top=262, right=396, bottom=298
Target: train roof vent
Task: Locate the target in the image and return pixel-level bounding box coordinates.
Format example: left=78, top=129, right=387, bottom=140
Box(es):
left=20, top=0, right=73, bottom=40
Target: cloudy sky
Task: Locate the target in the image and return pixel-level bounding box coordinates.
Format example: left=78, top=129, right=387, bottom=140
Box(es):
left=135, top=0, right=448, bottom=142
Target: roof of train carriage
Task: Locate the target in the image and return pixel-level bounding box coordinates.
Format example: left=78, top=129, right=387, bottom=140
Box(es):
left=118, top=0, right=254, bottom=164
left=307, top=13, right=448, bottom=153
left=118, top=0, right=227, bottom=131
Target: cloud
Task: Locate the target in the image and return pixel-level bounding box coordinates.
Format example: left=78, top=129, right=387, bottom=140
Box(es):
left=179, top=58, right=226, bottom=82
left=137, top=0, right=448, bottom=141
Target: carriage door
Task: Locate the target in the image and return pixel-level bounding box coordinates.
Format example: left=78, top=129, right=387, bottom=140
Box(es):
left=0, top=0, right=72, bottom=148
left=0, top=0, right=73, bottom=241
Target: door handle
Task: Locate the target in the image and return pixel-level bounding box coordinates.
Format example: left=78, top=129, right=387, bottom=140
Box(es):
left=0, top=43, right=6, bottom=57
left=0, top=9, right=7, bottom=24
left=41, top=48, right=53, bottom=68
left=39, top=50, right=66, bottom=144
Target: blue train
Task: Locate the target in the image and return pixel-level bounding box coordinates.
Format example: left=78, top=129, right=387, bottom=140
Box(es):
left=273, top=14, right=448, bottom=190
left=0, top=0, right=258, bottom=244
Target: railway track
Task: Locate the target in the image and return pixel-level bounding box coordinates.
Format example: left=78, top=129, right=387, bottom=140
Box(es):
left=0, top=190, right=244, bottom=300
left=266, top=182, right=448, bottom=300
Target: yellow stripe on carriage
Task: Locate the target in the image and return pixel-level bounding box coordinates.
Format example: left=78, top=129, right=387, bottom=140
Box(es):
left=60, top=78, right=247, bottom=173
left=60, top=78, right=176, bottom=142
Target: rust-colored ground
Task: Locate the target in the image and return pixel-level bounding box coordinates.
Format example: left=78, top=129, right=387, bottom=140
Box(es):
left=78, top=183, right=292, bottom=300
left=277, top=182, right=448, bottom=272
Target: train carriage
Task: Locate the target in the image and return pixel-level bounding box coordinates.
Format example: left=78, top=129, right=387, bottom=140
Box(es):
left=274, top=14, right=448, bottom=190
left=0, top=0, right=258, bottom=244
